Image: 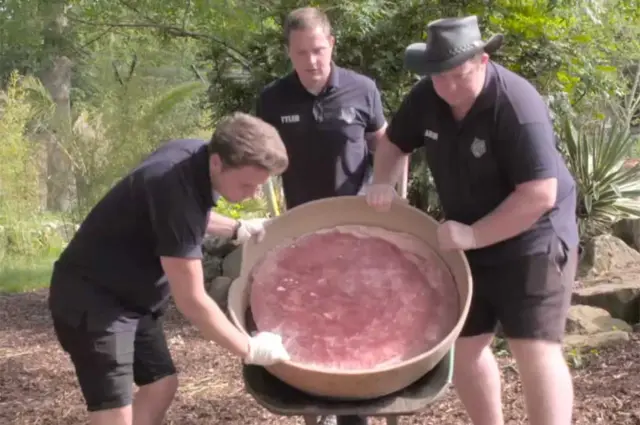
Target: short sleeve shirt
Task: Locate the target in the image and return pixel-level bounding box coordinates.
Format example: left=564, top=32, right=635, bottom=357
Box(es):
left=386, top=62, right=579, bottom=265
left=49, top=139, right=218, bottom=330
left=256, top=64, right=387, bottom=209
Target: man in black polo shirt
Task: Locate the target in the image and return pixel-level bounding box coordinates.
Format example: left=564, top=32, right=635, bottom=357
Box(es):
left=48, top=112, right=291, bottom=425
left=365, top=16, right=578, bottom=425
left=256, top=7, right=391, bottom=212
left=254, top=7, right=390, bottom=425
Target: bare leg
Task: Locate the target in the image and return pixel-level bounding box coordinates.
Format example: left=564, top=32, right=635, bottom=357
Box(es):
left=132, top=375, right=179, bottom=425
left=452, top=334, right=504, bottom=425
left=508, top=339, right=573, bottom=425
left=89, top=406, right=132, bottom=425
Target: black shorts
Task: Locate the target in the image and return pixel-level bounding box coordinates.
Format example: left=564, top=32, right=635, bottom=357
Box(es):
left=52, top=312, right=177, bottom=412
left=460, top=234, right=578, bottom=342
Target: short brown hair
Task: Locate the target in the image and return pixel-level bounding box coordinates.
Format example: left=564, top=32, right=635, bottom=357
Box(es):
left=208, top=112, right=288, bottom=175
left=283, top=7, right=332, bottom=44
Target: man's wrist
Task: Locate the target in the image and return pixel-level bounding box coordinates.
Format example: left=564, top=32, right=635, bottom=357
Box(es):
left=469, top=222, right=492, bottom=249
left=238, top=333, right=251, bottom=362
left=469, top=225, right=480, bottom=249
left=231, top=220, right=242, bottom=241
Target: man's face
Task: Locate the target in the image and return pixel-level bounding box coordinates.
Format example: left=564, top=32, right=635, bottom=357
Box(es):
left=287, top=26, right=334, bottom=89
left=209, top=155, right=270, bottom=203
left=431, top=54, right=488, bottom=108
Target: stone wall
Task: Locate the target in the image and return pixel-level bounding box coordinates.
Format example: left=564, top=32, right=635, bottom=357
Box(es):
left=202, top=236, right=240, bottom=314
left=565, top=233, right=640, bottom=349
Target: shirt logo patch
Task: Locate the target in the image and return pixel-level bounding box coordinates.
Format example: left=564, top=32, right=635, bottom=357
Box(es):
left=338, top=107, right=356, bottom=124
left=424, top=129, right=438, bottom=140
left=470, top=137, right=487, bottom=158
left=281, top=114, right=300, bottom=124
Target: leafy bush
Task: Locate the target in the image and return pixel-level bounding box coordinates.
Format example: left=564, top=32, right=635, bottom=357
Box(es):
left=406, top=151, right=443, bottom=221
left=0, top=71, right=65, bottom=260
left=0, top=219, right=67, bottom=260
left=559, top=114, right=640, bottom=240
left=215, top=197, right=269, bottom=220
left=0, top=71, right=41, bottom=219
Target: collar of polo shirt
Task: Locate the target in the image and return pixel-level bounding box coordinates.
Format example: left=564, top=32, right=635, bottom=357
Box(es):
left=292, top=61, right=342, bottom=95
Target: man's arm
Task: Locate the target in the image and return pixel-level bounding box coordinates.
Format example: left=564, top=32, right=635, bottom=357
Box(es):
left=470, top=122, right=559, bottom=248
left=366, top=125, right=409, bottom=198
left=372, top=134, right=411, bottom=187
left=364, top=84, right=388, bottom=153
left=471, top=178, right=556, bottom=248
left=206, top=211, right=240, bottom=238
left=147, top=169, right=249, bottom=357
left=161, top=256, right=249, bottom=357
left=364, top=123, right=387, bottom=152
left=369, top=84, right=422, bottom=189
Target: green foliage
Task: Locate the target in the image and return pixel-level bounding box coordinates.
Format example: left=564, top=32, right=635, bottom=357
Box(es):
left=406, top=152, right=443, bottom=221
left=215, top=197, right=269, bottom=219
left=1, top=0, right=640, bottom=278
left=560, top=114, right=640, bottom=240
left=0, top=72, right=41, bottom=218
left=0, top=220, right=67, bottom=260
left=0, top=251, right=61, bottom=293
left=0, top=71, right=57, bottom=260
left=194, top=0, right=640, bottom=228
left=48, top=49, right=211, bottom=219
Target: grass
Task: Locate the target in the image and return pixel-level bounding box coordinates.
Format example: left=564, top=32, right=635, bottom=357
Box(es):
left=0, top=253, right=58, bottom=294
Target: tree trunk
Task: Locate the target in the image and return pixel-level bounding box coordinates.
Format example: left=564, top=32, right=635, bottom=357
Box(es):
left=39, top=2, right=75, bottom=213
left=40, top=56, right=74, bottom=212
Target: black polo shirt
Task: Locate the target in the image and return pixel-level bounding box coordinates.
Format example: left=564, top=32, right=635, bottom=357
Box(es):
left=48, top=138, right=217, bottom=331
left=386, top=61, right=579, bottom=265
left=256, top=64, right=386, bottom=209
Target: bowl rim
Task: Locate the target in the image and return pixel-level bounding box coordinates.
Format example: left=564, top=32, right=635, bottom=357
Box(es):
left=227, top=196, right=474, bottom=376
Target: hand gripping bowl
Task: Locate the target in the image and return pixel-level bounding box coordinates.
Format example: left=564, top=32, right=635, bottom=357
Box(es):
left=227, top=195, right=472, bottom=400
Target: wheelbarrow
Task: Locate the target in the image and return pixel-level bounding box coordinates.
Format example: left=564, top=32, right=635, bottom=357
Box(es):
left=211, top=270, right=455, bottom=425
left=241, top=347, right=454, bottom=425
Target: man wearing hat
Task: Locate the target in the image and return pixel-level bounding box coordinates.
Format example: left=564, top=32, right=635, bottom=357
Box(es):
left=365, top=16, right=578, bottom=425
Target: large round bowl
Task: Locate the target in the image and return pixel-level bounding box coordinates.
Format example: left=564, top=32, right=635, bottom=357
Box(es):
left=227, top=195, right=472, bottom=400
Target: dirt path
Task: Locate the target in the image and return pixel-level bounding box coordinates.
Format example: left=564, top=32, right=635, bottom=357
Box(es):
left=1, top=290, right=639, bottom=425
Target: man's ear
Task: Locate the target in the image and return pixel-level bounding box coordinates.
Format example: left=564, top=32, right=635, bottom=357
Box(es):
left=209, top=153, right=222, bottom=174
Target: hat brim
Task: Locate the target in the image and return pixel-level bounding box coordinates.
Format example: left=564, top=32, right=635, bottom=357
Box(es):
left=404, top=34, right=504, bottom=76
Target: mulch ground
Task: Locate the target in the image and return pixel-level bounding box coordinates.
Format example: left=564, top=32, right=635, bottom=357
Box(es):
left=1, top=290, right=639, bottom=425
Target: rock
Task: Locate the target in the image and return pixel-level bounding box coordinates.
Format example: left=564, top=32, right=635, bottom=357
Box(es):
left=564, top=331, right=630, bottom=349
left=222, top=246, right=243, bottom=280
left=202, top=236, right=236, bottom=283
left=566, top=305, right=632, bottom=334
left=613, top=218, right=640, bottom=252
left=578, top=234, right=640, bottom=278
left=203, top=235, right=236, bottom=258
left=564, top=305, right=632, bottom=351
left=202, top=237, right=241, bottom=315
left=572, top=282, right=640, bottom=324
left=206, top=276, right=232, bottom=313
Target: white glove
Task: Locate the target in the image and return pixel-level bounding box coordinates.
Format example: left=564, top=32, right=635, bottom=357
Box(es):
left=244, top=332, right=291, bottom=365
left=363, top=183, right=397, bottom=212
left=233, top=218, right=269, bottom=245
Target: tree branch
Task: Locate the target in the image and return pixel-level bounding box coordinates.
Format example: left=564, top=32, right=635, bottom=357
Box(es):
left=79, top=28, right=113, bottom=49
left=182, top=0, right=192, bottom=30
left=66, top=14, right=252, bottom=71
